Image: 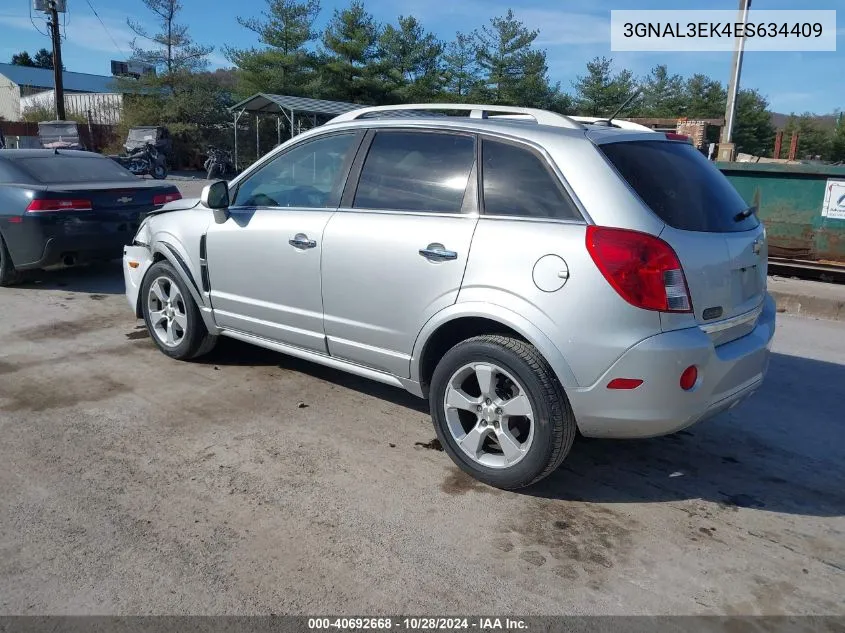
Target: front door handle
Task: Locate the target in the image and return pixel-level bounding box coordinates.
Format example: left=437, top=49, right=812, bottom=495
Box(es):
left=289, top=233, right=317, bottom=249
left=419, top=243, right=458, bottom=262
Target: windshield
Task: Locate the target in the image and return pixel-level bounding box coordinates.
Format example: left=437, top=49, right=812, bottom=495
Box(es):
left=16, top=155, right=139, bottom=184
left=600, top=140, right=760, bottom=233
left=129, top=129, right=158, bottom=142
left=39, top=123, right=79, bottom=138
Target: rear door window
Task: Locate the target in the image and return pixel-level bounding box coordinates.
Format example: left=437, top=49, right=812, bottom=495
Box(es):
left=481, top=139, right=580, bottom=220
left=353, top=131, right=475, bottom=213
left=599, top=140, right=759, bottom=233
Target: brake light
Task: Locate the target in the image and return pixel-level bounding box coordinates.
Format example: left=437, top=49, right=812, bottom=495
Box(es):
left=665, top=133, right=691, bottom=143
left=586, top=225, right=692, bottom=313
left=153, top=192, right=182, bottom=206
left=26, top=199, right=92, bottom=212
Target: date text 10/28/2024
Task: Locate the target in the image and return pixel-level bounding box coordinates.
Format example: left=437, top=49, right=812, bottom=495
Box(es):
left=308, top=618, right=528, bottom=631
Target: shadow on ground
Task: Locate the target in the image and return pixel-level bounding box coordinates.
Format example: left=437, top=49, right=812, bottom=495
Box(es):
left=13, top=261, right=124, bottom=295
left=523, top=352, right=845, bottom=518
left=203, top=336, right=844, bottom=517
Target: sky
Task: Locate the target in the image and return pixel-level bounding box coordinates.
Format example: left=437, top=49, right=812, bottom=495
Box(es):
left=0, top=0, right=842, bottom=115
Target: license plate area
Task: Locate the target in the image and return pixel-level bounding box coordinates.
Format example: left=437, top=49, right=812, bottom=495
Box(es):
left=733, top=265, right=761, bottom=303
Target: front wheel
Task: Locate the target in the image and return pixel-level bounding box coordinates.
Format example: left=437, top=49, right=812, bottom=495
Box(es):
left=207, top=162, right=223, bottom=180
left=140, top=261, right=217, bottom=360
left=429, top=335, right=576, bottom=490
left=152, top=162, right=168, bottom=180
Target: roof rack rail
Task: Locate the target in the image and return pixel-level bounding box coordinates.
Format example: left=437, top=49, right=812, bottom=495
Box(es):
left=328, top=103, right=585, bottom=130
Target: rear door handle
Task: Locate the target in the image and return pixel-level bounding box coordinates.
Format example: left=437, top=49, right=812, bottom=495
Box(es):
left=289, top=233, right=317, bottom=249
left=419, top=243, right=458, bottom=262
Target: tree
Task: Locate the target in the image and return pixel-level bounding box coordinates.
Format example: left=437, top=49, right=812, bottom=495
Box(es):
left=733, top=89, right=776, bottom=157
left=225, top=0, right=321, bottom=97
left=572, top=56, right=636, bottom=116
left=127, top=0, right=213, bottom=81
left=783, top=112, right=832, bottom=160
left=33, top=48, right=55, bottom=69
left=11, top=51, right=35, bottom=67
left=377, top=16, right=443, bottom=102
left=830, top=112, right=845, bottom=162
left=317, top=1, right=382, bottom=103
left=640, top=65, right=685, bottom=118
left=683, top=74, right=726, bottom=119
left=474, top=9, right=553, bottom=106
left=442, top=32, right=481, bottom=99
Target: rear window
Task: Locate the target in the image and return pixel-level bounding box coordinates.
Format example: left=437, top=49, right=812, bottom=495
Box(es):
left=600, top=140, right=759, bottom=233
left=15, top=156, right=138, bottom=184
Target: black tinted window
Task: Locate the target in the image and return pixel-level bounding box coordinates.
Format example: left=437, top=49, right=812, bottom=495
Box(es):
left=482, top=139, right=579, bottom=220
left=15, top=156, right=138, bottom=183
left=233, top=133, right=356, bottom=208
left=600, top=140, right=759, bottom=233
left=354, top=132, right=475, bottom=213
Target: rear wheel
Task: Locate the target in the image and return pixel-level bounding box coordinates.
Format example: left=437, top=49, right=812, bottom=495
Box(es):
left=429, top=335, right=576, bottom=490
left=0, top=233, right=20, bottom=287
left=141, top=261, right=217, bottom=360
left=152, top=162, right=168, bottom=180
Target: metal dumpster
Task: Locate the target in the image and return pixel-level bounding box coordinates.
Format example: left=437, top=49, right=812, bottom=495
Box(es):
left=717, top=161, right=845, bottom=265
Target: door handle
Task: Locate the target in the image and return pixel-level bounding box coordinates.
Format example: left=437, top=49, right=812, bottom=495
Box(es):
left=419, top=243, right=458, bottom=262
left=289, top=233, right=317, bottom=249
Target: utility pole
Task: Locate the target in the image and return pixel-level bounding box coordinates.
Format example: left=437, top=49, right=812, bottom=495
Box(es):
left=47, top=0, right=66, bottom=120
left=718, top=0, right=751, bottom=161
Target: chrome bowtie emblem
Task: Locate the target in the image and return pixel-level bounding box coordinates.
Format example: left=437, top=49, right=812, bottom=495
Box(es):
left=117, top=196, right=133, bottom=204
left=752, top=239, right=762, bottom=255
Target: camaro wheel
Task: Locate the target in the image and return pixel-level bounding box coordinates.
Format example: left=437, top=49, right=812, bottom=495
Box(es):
left=141, top=261, right=217, bottom=360
left=0, top=233, right=20, bottom=287
left=429, top=335, right=576, bottom=490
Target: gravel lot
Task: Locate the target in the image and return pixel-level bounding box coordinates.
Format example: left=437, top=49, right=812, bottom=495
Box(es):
left=1, top=253, right=843, bottom=614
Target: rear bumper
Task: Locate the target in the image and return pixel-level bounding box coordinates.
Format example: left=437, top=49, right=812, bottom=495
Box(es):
left=568, top=293, right=776, bottom=439
left=8, top=213, right=145, bottom=270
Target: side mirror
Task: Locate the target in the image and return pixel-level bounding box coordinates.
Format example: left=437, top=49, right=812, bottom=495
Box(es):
left=201, top=180, right=230, bottom=223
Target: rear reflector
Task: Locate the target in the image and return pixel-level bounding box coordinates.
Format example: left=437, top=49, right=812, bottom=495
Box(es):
left=128, top=261, right=140, bottom=269
left=153, top=192, right=182, bottom=206
left=607, top=378, right=643, bottom=390
left=26, top=199, right=93, bottom=212
left=586, top=225, right=692, bottom=313
left=680, top=366, right=698, bottom=391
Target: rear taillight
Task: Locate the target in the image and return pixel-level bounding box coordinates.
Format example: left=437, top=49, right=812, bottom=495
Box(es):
left=26, top=199, right=92, bottom=212
left=153, top=192, right=182, bottom=206
left=586, top=225, right=692, bottom=313
left=665, top=133, right=691, bottom=143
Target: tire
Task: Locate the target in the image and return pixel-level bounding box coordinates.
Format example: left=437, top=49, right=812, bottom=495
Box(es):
left=0, top=233, right=20, bottom=287
left=152, top=162, right=168, bottom=180
left=429, top=335, right=576, bottom=490
left=140, top=260, right=217, bottom=360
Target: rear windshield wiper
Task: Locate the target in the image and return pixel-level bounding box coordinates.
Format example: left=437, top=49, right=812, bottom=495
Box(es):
left=733, top=206, right=757, bottom=222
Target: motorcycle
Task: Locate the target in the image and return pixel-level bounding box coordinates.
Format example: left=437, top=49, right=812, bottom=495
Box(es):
left=204, top=147, right=234, bottom=180
left=111, top=142, right=168, bottom=179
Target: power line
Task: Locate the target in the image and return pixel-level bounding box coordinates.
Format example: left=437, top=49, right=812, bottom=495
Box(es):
left=84, top=0, right=127, bottom=57
left=28, top=0, right=50, bottom=38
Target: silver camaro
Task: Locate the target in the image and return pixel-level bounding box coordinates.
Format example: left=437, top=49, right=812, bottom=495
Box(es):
left=123, top=103, right=775, bottom=489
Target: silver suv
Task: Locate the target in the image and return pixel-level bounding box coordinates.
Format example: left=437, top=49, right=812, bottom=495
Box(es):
left=123, top=104, right=775, bottom=490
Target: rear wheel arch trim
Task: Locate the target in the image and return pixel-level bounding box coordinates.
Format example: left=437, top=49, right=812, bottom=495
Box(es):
left=410, top=303, right=579, bottom=392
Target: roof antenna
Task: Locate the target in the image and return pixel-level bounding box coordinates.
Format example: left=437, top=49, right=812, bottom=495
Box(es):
left=594, top=88, right=643, bottom=127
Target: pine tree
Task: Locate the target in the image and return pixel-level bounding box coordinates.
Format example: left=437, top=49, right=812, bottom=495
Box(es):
left=318, top=1, right=381, bottom=103
left=226, top=0, right=321, bottom=97
left=378, top=16, right=443, bottom=101
left=572, top=57, right=636, bottom=116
